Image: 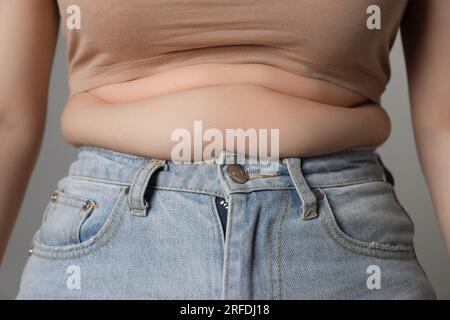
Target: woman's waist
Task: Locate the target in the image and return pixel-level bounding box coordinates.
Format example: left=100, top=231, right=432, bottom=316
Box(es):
left=61, top=83, right=391, bottom=160
left=65, top=145, right=387, bottom=197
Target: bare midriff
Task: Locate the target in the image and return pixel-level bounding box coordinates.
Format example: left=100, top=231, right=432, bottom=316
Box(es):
left=60, top=63, right=391, bottom=161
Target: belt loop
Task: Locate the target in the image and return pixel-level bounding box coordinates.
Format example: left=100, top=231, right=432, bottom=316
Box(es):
left=284, top=158, right=318, bottom=220
left=128, top=159, right=166, bottom=217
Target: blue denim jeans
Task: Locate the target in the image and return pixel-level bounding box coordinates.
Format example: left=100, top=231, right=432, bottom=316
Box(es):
left=17, top=146, right=436, bottom=299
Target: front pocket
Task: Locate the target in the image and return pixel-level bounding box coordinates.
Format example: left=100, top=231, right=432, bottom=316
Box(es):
left=33, top=176, right=127, bottom=251
left=315, top=182, right=416, bottom=260
left=37, top=189, right=96, bottom=247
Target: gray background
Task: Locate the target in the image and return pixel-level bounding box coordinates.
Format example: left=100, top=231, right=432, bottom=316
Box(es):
left=0, top=30, right=449, bottom=299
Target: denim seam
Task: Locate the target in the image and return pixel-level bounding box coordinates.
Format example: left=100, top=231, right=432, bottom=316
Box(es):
left=248, top=173, right=282, bottom=180
left=47, top=202, right=86, bottom=211
left=267, top=192, right=282, bottom=300
left=318, top=189, right=416, bottom=260
left=68, top=174, right=131, bottom=186
left=324, top=216, right=414, bottom=252
left=222, top=197, right=233, bottom=300
left=226, top=185, right=294, bottom=193
left=151, top=186, right=224, bottom=197
left=54, top=191, right=92, bottom=203
left=310, top=177, right=385, bottom=188
left=276, top=191, right=289, bottom=300
left=321, top=218, right=416, bottom=260
left=68, top=174, right=385, bottom=193
left=210, top=196, right=227, bottom=298
left=150, top=185, right=295, bottom=196
left=321, top=199, right=414, bottom=252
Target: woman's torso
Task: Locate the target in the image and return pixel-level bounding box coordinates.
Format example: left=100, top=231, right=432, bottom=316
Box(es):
left=57, top=0, right=408, bottom=161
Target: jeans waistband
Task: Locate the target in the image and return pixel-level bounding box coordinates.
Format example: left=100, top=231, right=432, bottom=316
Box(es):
left=70, top=145, right=385, bottom=187
left=67, top=145, right=388, bottom=218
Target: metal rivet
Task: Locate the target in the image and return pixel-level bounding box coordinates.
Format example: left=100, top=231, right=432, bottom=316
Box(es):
left=226, top=164, right=249, bottom=184
left=82, top=200, right=97, bottom=211
left=313, top=189, right=324, bottom=201
left=50, top=191, right=59, bottom=202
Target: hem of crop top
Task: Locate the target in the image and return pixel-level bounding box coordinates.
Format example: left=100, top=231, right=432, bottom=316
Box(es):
left=67, top=45, right=384, bottom=103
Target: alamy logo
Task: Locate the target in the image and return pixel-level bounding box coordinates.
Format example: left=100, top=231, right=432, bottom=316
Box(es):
left=66, top=265, right=81, bottom=290
left=366, top=5, right=381, bottom=30
left=170, top=121, right=280, bottom=164
left=366, top=265, right=381, bottom=290
left=66, top=5, right=81, bottom=30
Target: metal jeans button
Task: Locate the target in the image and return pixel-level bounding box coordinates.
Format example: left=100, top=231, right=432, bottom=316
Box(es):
left=226, top=164, right=249, bottom=184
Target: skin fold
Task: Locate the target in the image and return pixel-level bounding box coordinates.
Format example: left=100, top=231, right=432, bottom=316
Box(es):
left=61, top=84, right=391, bottom=160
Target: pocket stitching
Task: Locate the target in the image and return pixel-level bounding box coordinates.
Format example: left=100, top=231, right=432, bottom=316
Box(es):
left=50, top=189, right=93, bottom=208
left=317, top=187, right=416, bottom=260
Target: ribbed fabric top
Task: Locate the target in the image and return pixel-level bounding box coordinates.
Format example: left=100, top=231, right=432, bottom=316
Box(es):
left=57, top=0, right=409, bottom=103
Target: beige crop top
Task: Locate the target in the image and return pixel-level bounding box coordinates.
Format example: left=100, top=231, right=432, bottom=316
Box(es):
left=56, top=0, right=410, bottom=103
